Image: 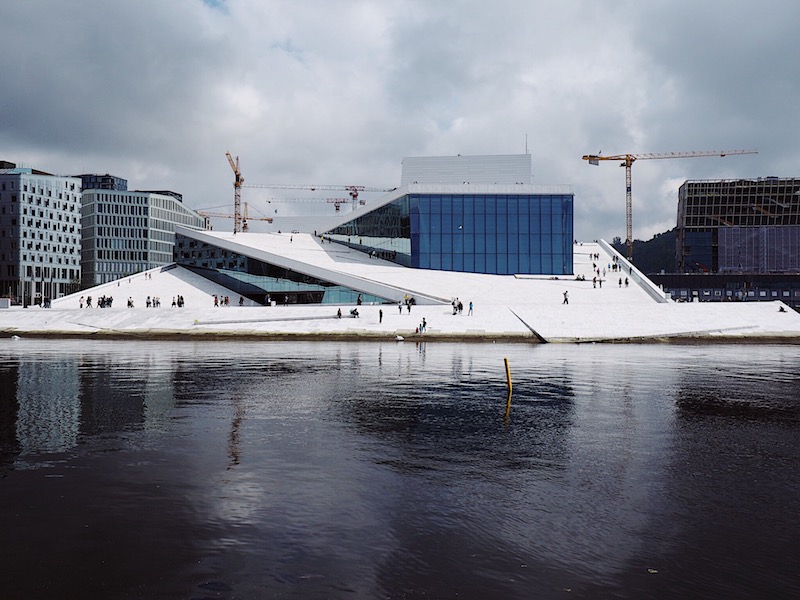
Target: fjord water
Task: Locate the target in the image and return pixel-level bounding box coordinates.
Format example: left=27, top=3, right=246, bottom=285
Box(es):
left=0, top=339, right=798, bottom=599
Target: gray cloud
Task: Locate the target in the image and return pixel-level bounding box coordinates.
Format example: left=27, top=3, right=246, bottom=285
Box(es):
left=2, top=0, right=797, bottom=241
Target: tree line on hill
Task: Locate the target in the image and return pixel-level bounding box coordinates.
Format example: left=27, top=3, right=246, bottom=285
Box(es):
left=610, top=229, right=678, bottom=275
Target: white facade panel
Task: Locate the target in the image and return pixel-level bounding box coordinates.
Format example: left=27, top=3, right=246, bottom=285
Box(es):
left=400, top=154, right=532, bottom=186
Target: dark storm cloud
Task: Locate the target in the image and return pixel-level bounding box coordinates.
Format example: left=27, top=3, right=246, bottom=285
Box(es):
left=0, top=1, right=228, bottom=166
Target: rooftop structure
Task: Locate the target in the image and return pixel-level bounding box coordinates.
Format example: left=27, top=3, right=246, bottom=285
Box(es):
left=75, top=173, right=128, bottom=192
left=400, top=154, right=533, bottom=186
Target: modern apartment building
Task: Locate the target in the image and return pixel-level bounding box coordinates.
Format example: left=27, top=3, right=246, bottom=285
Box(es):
left=0, top=161, right=82, bottom=304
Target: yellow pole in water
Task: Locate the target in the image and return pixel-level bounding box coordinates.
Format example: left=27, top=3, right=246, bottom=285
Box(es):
left=504, top=357, right=513, bottom=417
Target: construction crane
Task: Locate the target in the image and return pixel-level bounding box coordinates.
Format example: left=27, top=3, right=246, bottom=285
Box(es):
left=225, top=152, right=395, bottom=225
left=259, top=196, right=352, bottom=212
left=198, top=202, right=273, bottom=232
left=225, top=151, right=244, bottom=233
left=244, top=183, right=396, bottom=207
left=582, top=149, right=757, bottom=260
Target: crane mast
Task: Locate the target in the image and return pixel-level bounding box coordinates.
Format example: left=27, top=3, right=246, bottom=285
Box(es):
left=582, top=149, right=757, bottom=260
left=226, top=151, right=244, bottom=233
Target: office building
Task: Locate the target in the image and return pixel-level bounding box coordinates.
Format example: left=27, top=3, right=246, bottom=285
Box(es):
left=650, top=177, right=800, bottom=309
left=81, top=187, right=207, bottom=286
left=0, top=161, right=82, bottom=304
left=677, top=177, right=800, bottom=273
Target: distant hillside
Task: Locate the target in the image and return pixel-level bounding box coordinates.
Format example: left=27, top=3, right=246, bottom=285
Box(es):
left=610, top=229, right=678, bottom=274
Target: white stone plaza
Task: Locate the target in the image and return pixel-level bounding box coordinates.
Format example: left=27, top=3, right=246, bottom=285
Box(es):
left=2, top=233, right=799, bottom=343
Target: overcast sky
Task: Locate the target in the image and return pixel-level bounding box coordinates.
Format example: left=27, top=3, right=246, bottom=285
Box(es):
left=2, top=0, right=797, bottom=241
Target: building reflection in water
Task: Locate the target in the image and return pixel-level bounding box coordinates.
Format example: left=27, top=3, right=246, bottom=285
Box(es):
left=0, top=348, right=178, bottom=469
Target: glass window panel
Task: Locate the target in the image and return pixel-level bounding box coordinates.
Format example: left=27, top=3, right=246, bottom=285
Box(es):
left=463, top=212, right=475, bottom=231
left=452, top=253, right=464, bottom=271
left=485, top=212, right=496, bottom=234
left=497, top=253, right=508, bottom=273
left=441, top=212, right=453, bottom=233
left=497, top=197, right=509, bottom=213
left=485, top=254, right=497, bottom=275
left=441, top=196, right=452, bottom=216
left=441, top=253, right=452, bottom=270
left=453, top=231, right=464, bottom=254
left=464, top=254, right=475, bottom=271
left=415, top=233, right=427, bottom=253
left=518, top=234, right=529, bottom=254
left=441, top=233, right=452, bottom=253
left=430, top=213, right=441, bottom=232
left=498, top=233, right=509, bottom=254
left=486, top=234, right=497, bottom=252
left=464, top=233, right=475, bottom=252
left=507, top=210, right=519, bottom=234
left=506, top=235, right=517, bottom=254
left=474, top=214, right=486, bottom=234
left=542, top=254, right=554, bottom=274
left=529, top=211, right=541, bottom=234
left=475, top=233, right=486, bottom=253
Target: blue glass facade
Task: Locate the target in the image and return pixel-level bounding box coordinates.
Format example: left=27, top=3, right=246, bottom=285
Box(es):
left=328, top=193, right=573, bottom=276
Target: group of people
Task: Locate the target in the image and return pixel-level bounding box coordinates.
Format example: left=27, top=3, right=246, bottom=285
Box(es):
left=450, top=298, right=474, bottom=315
left=79, top=295, right=114, bottom=308
left=214, top=295, right=232, bottom=307
left=399, top=295, right=416, bottom=314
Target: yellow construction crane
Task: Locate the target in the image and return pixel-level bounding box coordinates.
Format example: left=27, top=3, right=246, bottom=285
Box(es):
left=225, top=151, right=244, bottom=233
left=582, top=149, right=757, bottom=260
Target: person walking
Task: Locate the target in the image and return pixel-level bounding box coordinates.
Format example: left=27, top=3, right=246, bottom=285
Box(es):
left=379, top=309, right=383, bottom=323
left=468, top=301, right=473, bottom=316
left=563, top=290, right=569, bottom=305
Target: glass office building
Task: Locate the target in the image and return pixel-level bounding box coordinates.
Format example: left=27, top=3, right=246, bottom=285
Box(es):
left=326, top=190, right=574, bottom=276
left=677, top=177, right=800, bottom=273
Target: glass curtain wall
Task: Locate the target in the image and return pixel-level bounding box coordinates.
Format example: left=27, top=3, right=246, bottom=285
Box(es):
left=328, top=193, right=574, bottom=276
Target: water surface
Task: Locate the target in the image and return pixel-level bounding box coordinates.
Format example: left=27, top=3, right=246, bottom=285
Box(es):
left=0, top=339, right=798, bottom=599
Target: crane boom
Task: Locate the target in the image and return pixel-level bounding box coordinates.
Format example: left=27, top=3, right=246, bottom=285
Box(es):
left=582, top=149, right=757, bottom=260
left=198, top=202, right=273, bottom=232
